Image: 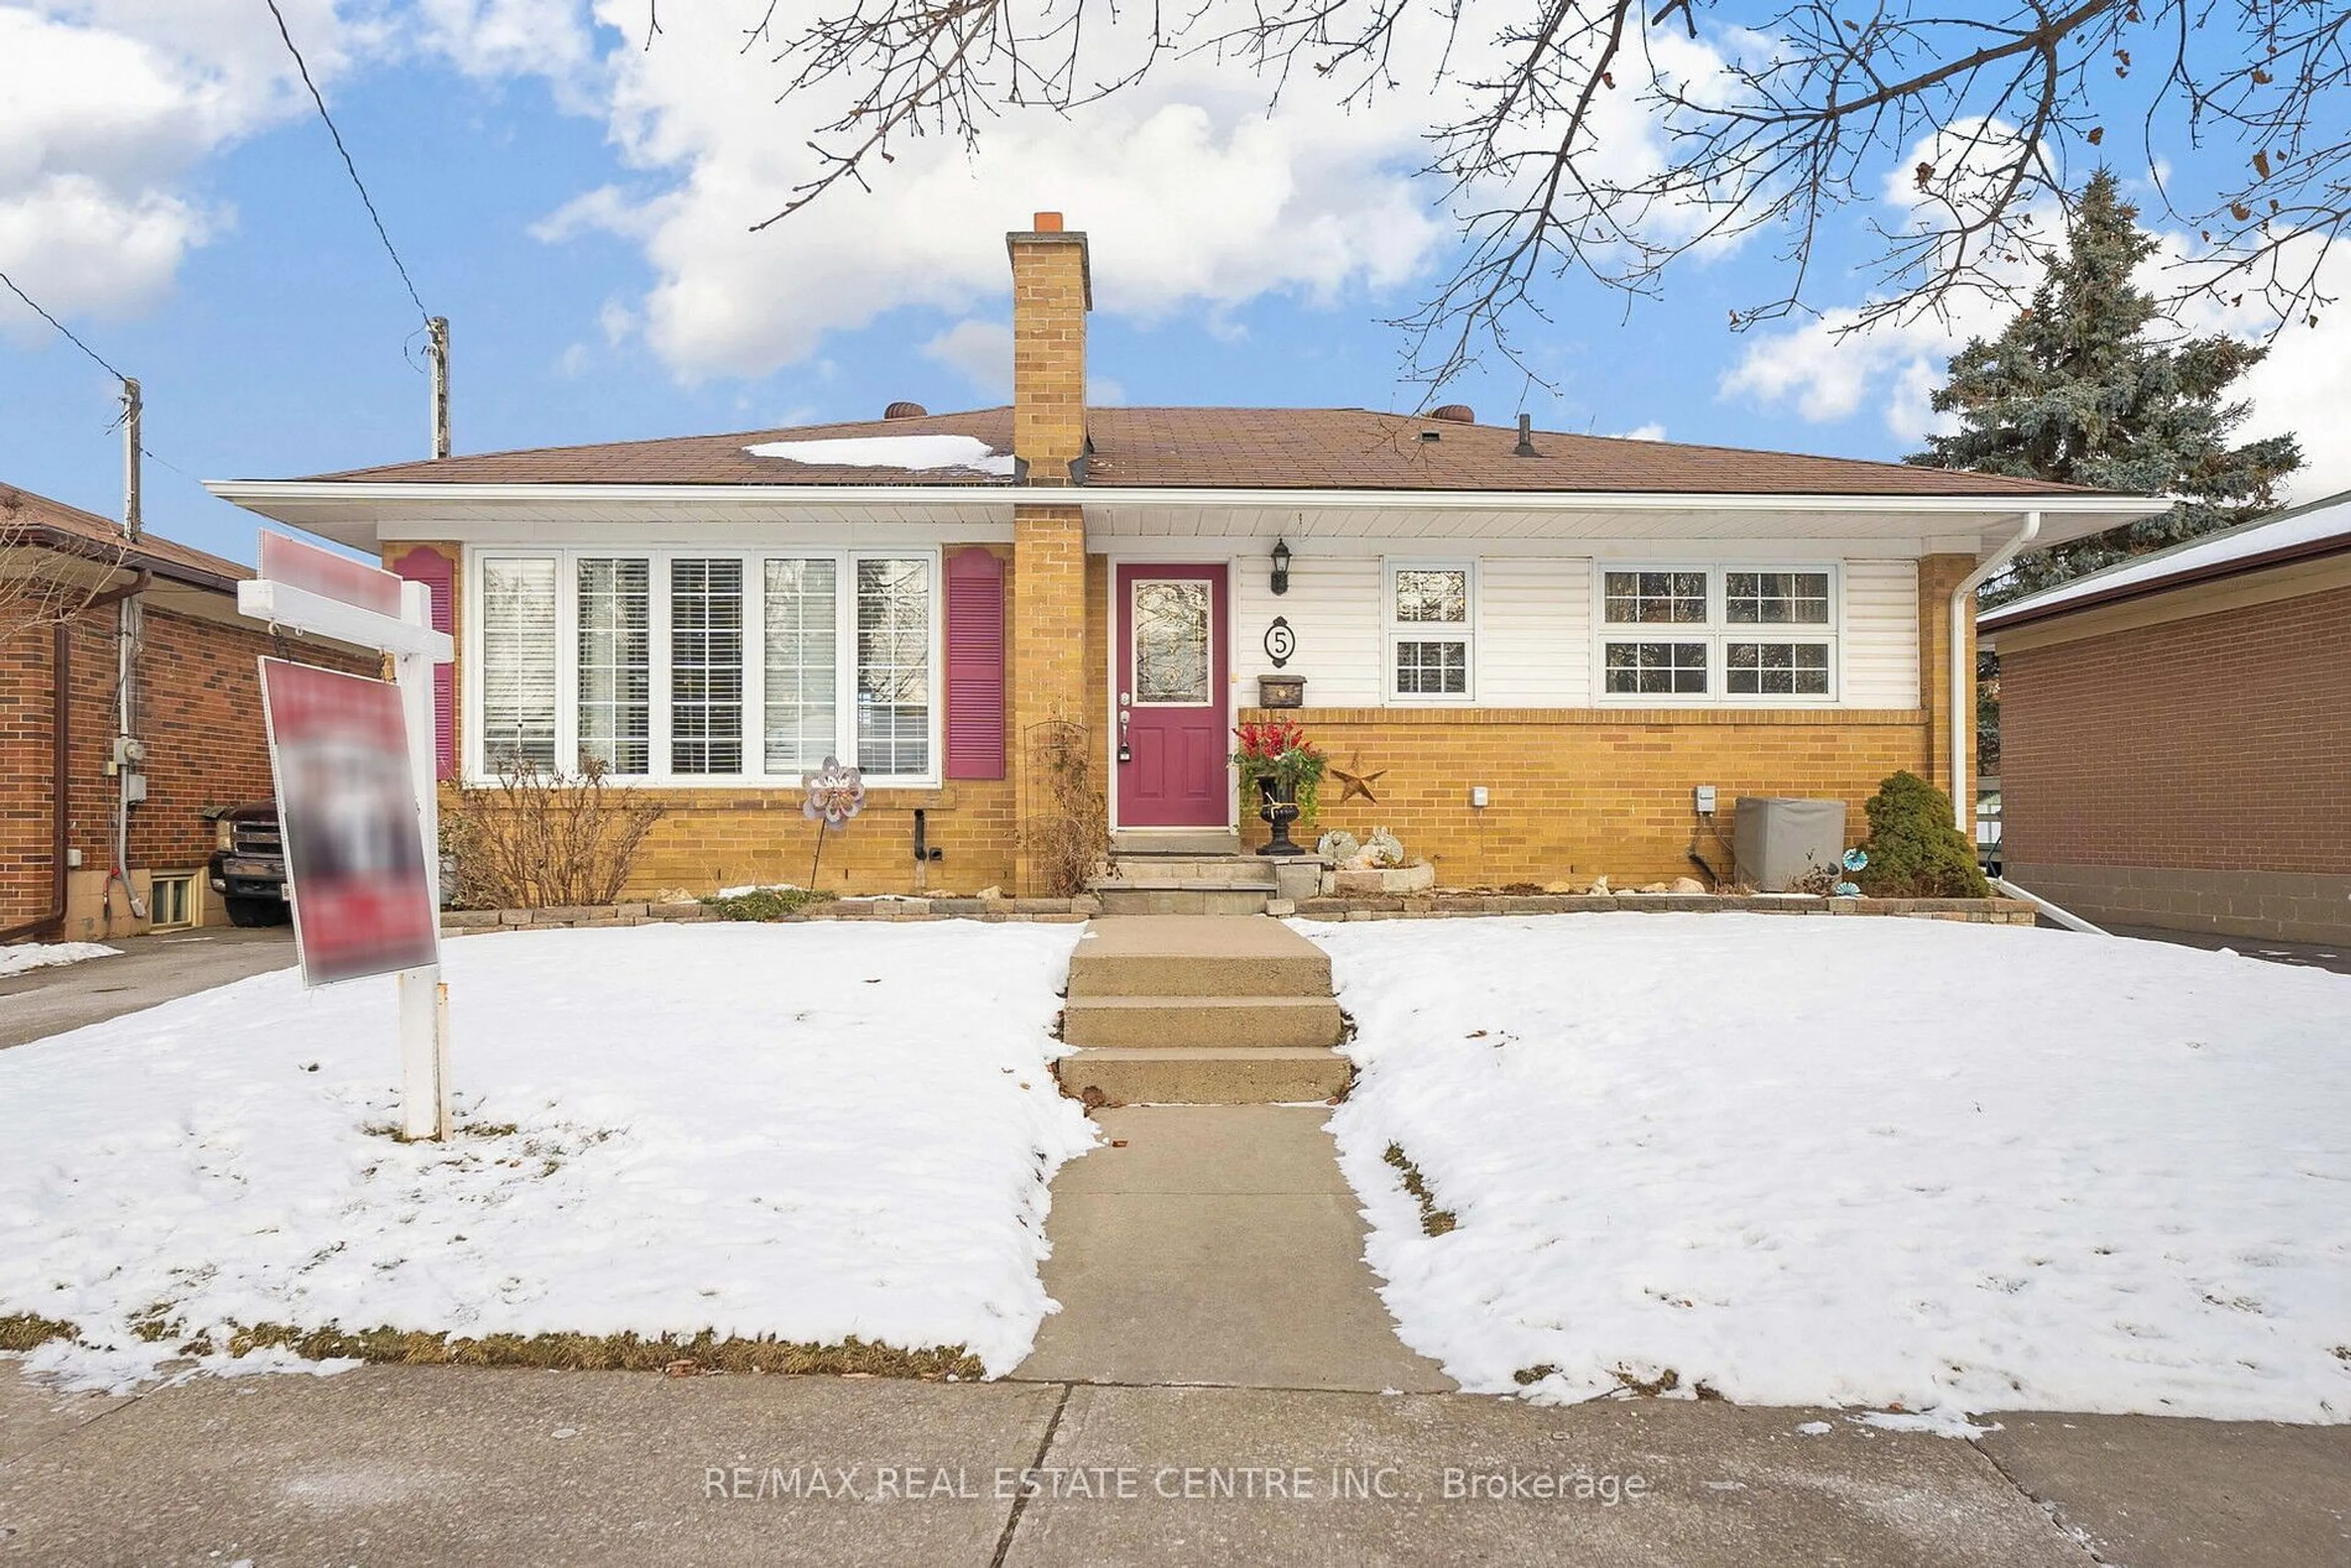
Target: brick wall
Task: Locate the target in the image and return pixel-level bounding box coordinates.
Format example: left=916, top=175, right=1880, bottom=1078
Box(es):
left=2001, top=583, right=2351, bottom=932
left=3, top=594, right=375, bottom=934
left=1233, top=705, right=1935, bottom=885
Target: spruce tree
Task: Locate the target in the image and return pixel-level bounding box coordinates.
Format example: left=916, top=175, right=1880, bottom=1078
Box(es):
left=1907, top=171, right=2303, bottom=602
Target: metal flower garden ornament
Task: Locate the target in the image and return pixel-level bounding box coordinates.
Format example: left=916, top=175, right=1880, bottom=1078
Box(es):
left=803, top=756, right=865, bottom=890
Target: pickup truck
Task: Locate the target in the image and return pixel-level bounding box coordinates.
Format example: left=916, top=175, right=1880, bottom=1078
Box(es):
left=208, top=802, right=291, bottom=927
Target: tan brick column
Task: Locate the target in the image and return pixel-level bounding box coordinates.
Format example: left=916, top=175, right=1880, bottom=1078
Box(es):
left=1918, top=552, right=1978, bottom=814
left=1007, top=213, right=1095, bottom=894
left=1013, top=505, right=1089, bottom=893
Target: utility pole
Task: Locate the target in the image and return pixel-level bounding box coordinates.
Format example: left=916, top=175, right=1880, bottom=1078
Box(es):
left=121, top=377, right=141, bottom=539
left=426, top=317, right=451, bottom=459
left=114, top=374, right=146, bottom=925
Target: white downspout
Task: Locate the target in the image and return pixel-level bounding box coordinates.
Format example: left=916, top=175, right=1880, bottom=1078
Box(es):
left=1948, top=510, right=2041, bottom=831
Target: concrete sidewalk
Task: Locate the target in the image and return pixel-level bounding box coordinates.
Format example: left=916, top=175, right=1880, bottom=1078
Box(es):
left=6, top=1364, right=2345, bottom=1565
left=1016, top=1106, right=1449, bottom=1392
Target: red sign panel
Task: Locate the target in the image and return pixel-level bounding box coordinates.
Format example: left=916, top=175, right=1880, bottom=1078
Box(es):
left=258, top=659, right=440, bottom=987
left=260, top=531, right=406, bottom=618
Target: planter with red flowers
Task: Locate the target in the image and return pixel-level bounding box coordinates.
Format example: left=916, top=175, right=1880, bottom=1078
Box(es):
left=1231, top=718, right=1327, bottom=858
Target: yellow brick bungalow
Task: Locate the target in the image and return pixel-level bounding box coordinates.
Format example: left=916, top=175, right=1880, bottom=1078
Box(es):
left=211, top=214, right=2162, bottom=900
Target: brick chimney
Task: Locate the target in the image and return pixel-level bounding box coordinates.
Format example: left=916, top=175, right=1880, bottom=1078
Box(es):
left=1007, top=211, right=1090, bottom=485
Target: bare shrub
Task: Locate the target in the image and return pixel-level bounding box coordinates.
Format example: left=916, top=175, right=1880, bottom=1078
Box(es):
left=445, top=759, right=667, bottom=909
left=1020, top=719, right=1108, bottom=899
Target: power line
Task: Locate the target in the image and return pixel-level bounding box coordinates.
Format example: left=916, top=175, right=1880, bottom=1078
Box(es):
left=263, top=0, right=430, bottom=323
left=0, top=269, right=132, bottom=384
left=0, top=268, right=200, bottom=494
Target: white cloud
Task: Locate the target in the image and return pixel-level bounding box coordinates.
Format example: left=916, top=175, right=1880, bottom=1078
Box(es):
left=0, top=1, right=351, bottom=325
left=413, top=0, right=593, bottom=81
left=921, top=319, right=1011, bottom=399
left=554, top=340, right=590, bottom=377
left=0, top=1, right=593, bottom=334
left=557, top=1, right=1450, bottom=381
left=1605, top=422, right=1667, bottom=441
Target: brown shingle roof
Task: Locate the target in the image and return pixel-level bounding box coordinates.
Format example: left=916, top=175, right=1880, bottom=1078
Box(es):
left=2, top=483, right=248, bottom=591
left=300, top=406, right=2102, bottom=498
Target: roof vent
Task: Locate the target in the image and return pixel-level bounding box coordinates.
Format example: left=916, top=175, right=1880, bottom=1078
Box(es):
left=883, top=400, right=928, bottom=419
left=1428, top=403, right=1475, bottom=424
left=1514, top=413, right=1539, bottom=457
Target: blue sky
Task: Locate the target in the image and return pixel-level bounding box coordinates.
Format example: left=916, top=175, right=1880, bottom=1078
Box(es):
left=3, top=2, right=2339, bottom=567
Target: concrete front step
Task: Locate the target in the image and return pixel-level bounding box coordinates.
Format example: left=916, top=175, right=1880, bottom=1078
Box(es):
left=1102, top=856, right=1272, bottom=884
left=1093, top=884, right=1271, bottom=916
left=1063, top=994, right=1345, bottom=1049
left=1054, top=1047, right=1353, bottom=1105
left=1109, top=829, right=1243, bottom=857
left=1069, top=922, right=1333, bottom=999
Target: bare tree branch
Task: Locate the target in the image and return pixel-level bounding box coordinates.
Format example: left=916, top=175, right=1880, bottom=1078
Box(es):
left=678, top=0, right=2351, bottom=388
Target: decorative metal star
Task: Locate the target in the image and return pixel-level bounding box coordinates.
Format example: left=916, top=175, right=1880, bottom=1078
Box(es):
left=1330, top=754, right=1388, bottom=806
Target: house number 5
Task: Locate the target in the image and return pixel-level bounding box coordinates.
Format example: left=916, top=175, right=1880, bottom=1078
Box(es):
left=1264, top=617, right=1295, bottom=669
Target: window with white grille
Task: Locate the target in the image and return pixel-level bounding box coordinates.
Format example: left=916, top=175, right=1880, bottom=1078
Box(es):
left=1385, top=562, right=1474, bottom=702
left=1599, top=566, right=1839, bottom=702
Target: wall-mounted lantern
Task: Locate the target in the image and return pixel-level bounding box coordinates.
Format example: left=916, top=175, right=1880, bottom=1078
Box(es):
left=1270, top=538, right=1292, bottom=596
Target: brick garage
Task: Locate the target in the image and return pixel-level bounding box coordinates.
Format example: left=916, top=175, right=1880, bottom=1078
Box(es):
left=1985, top=499, right=2351, bottom=942
left=3, top=485, right=375, bottom=939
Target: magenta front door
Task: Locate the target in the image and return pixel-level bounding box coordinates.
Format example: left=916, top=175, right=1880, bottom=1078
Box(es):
left=1116, top=563, right=1231, bottom=828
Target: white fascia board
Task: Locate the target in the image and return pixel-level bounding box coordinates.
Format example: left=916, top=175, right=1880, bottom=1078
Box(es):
left=204, top=480, right=2167, bottom=556
left=206, top=479, right=2165, bottom=514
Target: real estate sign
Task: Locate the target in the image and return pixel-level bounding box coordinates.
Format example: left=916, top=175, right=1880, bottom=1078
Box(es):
left=258, top=659, right=440, bottom=986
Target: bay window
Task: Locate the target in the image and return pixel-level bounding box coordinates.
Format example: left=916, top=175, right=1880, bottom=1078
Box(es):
left=1599, top=566, right=1839, bottom=702
left=468, top=548, right=939, bottom=783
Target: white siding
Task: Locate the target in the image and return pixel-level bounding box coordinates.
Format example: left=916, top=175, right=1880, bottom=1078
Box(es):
left=1842, top=558, right=1920, bottom=708
left=1229, top=548, right=1915, bottom=710
left=1234, top=554, right=1384, bottom=707
left=1479, top=557, right=1591, bottom=706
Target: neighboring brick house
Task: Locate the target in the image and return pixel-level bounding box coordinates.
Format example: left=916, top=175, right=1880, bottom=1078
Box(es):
left=1981, top=493, right=2351, bottom=943
left=1, top=485, right=373, bottom=940
left=208, top=213, right=2161, bottom=900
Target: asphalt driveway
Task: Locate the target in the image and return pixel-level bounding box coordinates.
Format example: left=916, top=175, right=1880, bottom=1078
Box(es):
left=0, top=925, right=296, bottom=1049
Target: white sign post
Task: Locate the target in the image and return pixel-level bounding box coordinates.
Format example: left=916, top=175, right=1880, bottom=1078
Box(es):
left=241, top=536, right=456, bottom=1141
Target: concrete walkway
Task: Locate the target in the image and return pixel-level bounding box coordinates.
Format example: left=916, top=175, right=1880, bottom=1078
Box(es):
left=7, top=1363, right=2345, bottom=1565
left=1017, top=1106, right=1450, bottom=1392
left=0, top=925, right=295, bottom=1050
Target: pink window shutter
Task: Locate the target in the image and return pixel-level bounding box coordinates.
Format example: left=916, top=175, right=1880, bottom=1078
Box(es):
left=389, top=547, right=457, bottom=779
left=945, top=548, right=1007, bottom=779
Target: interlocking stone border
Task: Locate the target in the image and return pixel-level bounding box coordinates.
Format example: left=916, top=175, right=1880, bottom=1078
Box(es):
left=441, top=896, right=1100, bottom=935
left=1292, top=894, right=2038, bottom=923
left=443, top=892, right=2034, bottom=934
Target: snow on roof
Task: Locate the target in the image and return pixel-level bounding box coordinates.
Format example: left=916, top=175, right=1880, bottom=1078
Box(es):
left=743, top=433, right=1016, bottom=477
left=1983, top=489, right=2351, bottom=628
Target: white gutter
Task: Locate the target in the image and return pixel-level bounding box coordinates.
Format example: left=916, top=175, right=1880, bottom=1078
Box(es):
left=1992, top=877, right=2107, bottom=935
left=203, top=479, right=2170, bottom=518
left=1949, top=510, right=2041, bottom=829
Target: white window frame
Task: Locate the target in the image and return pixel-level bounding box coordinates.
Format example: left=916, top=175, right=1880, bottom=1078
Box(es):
left=1592, top=563, right=1842, bottom=705
left=463, top=546, right=943, bottom=788
left=1382, top=558, right=1479, bottom=705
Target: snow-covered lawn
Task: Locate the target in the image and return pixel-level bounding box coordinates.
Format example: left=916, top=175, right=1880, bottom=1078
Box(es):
left=0, top=941, right=118, bottom=979
left=1311, top=914, right=2351, bottom=1424
left=0, top=923, right=1092, bottom=1391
